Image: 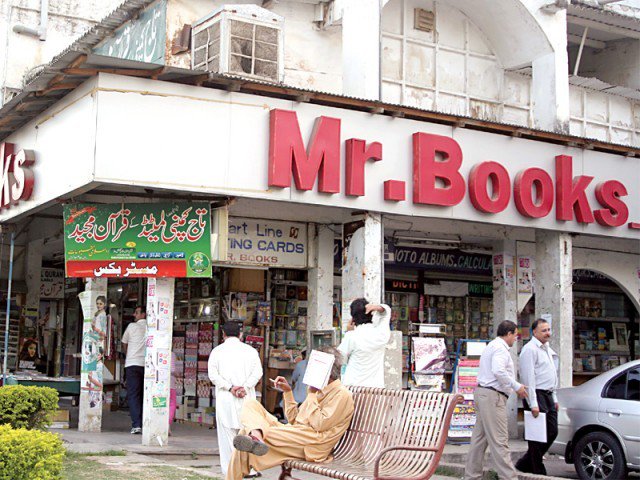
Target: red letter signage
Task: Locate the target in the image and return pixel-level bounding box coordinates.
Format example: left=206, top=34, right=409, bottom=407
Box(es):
left=555, top=155, right=595, bottom=223
left=594, top=180, right=628, bottom=227
left=468, top=161, right=511, bottom=213
left=413, top=133, right=465, bottom=206
left=0, top=142, right=35, bottom=209
left=514, top=168, right=554, bottom=218
left=268, top=109, right=341, bottom=193
left=345, top=139, right=382, bottom=196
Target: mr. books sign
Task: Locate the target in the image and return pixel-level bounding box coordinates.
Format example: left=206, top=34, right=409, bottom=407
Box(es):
left=267, top=109, right=640, bottom=234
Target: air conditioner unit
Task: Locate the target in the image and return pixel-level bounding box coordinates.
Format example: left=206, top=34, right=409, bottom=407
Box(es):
left=192, top=5, right=284, bottom=83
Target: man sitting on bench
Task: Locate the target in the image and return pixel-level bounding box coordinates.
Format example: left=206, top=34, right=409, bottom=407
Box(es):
left=226, top=347, right=354, bottom=480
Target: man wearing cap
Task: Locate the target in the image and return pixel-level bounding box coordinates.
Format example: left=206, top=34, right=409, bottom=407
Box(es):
left=208, top=322, right=263, bottom=477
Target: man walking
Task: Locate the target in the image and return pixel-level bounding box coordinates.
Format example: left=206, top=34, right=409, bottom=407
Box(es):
left=208, top=322, right=263, bottom=476
left=464, top=320, right=528, bottom=480
left=338, top=299, right=391, bottom=387
left=121, top=305, right=147, bottom=434
left=515, top=318, right=559, bottom=475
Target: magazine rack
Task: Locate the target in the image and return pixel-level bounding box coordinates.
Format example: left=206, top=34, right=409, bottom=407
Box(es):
left=448, top=339, right=489, bottom=443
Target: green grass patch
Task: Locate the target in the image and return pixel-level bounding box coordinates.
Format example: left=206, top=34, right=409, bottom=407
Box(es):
left=65, top=450, right=127, bottom=459
left=62, top=455, right=218, bottom=480
left=435, top=465, right=461, bottom=477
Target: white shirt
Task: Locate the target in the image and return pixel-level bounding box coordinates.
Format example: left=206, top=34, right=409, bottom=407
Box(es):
left=207, top=337, right=263, bottom=429
left=338, top=304, right=391, bottom=388
left=477, top=337, right=521, bottom=395
left=519, top=336, right=559, bottom=408
left=121, top=319, right=147, bottom=368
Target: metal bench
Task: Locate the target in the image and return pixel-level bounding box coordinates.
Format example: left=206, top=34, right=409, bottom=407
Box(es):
left=280, top=387, right=463, bottom=480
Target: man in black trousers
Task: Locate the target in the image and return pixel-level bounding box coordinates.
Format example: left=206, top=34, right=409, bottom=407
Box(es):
left=516, top=318, right=559, bottom=475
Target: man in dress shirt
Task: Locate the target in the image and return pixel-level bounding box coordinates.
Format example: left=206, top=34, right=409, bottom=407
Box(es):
left=208, top=322, right=263, bottom=477
left=338, top=299, right=391, bottom=387
left=465, top=320, right=528, bottom=480
left=515, top=318, right=559, bottom=475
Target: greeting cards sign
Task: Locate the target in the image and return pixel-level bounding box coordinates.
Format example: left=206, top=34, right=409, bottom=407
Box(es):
left=63, top=203, right=212, bottom=278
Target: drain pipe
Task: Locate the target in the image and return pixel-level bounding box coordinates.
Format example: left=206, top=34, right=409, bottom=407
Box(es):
left=12, top=0, right=48, bottom=41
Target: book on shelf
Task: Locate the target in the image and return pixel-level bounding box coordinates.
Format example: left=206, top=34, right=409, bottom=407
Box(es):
left=275, top=300, right=287, bottom=315
left=286, top=300, right=298, bottom=315
left=285, top=330, right=298, bottom=346
left=256, top=302, right=271, bottom=326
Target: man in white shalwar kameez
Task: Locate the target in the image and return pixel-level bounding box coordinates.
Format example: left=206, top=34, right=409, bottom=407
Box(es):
left=338, top=299, right=391, bottom=388
left=208, top=322, right=263, bottom=476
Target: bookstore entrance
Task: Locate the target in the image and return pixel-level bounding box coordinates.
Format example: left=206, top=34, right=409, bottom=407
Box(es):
left=383, top=240, right=494, bottom=390
left=171, top=265, right=311, bottom=425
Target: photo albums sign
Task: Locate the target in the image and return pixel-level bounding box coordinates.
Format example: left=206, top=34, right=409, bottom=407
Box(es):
left=63, top=203, right=212, bottom=278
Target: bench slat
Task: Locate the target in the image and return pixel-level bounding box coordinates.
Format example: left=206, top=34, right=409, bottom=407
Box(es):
left=282, top=388, right=462, bottom=480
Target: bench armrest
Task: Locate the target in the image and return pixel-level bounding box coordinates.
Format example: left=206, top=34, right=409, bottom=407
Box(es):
left=373, top=445, right=440, bottom=480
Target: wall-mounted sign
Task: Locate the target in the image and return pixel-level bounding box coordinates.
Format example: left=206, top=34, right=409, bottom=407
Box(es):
left=0, top=142, right=35, bottom=210
left=385, top=279, right=420, bottom=293
left=63, top=203, right=212, bottom=278
left=267, top=108, right=638, bottom=234
left=387, top=244, right=492, bottom=276
left=225, top=217, right=307, bottom=268
left=93, top=0, right=166, bottom=64
left=40, top=268, right=64, bottom=299
left=468, top=282, right=493, bottom=297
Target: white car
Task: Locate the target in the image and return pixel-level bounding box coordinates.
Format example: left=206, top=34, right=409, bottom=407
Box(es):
left=550, top=360, right=640, bottom=480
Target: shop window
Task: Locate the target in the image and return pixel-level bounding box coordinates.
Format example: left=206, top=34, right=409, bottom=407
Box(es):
left=191, top=5, right=283, bottom=83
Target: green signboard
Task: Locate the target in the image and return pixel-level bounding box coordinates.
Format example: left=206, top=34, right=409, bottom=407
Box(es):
left=63, top=203, right=212, bottom=278
left=93, top=0, right=167, bottom=65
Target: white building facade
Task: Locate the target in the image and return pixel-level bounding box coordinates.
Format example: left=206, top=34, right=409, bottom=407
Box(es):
left=0, top=0, right=639, bottom=441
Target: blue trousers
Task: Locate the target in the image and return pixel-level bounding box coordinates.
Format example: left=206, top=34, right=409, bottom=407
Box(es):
left=125, top=366, right=144, bottom=428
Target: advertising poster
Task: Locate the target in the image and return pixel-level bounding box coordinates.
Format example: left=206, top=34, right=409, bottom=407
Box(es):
left=63, top=203, right=212, bottom=278
left=78, top=279, right=107, bottom=433
left=142, top=278, right=175, bottom=446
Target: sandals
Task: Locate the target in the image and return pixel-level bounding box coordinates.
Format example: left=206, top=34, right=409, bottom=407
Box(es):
left=233, top=434, right=269, bottom=456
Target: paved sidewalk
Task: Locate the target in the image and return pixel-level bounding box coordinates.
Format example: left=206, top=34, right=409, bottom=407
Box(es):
left=55, top=409, right=579, bottom=480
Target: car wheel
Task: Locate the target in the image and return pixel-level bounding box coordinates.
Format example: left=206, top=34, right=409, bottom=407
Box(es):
left=573, top=431, right=627, bottom=480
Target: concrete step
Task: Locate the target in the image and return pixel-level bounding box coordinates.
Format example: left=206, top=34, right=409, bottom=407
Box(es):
left=437, top=462, right=567, bottom=480
left=441, top=447, right=527, bottom=466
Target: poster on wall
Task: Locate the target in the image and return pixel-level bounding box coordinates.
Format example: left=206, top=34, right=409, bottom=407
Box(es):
left=77, top=279, right=107, bottom=433
left=63, top=203, right=212, bottom=278
left=40, top=268, right=64, bottom=299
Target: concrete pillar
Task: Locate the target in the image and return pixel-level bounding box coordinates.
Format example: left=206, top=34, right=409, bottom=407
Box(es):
left=340, top=213, right=401, bottom=388
left=341, top=212, right=383, bottom=323
left=492, top=240, right=519, bottom=438
left=342, top=0, right=380, bottom=100
left=531, top=7, right=569, bottom=133
left=307, top=224, right=334, bottom=334
left=78, top=278, right=108, bottom=433
left=535, top=231, right=573, bottom=388
left=142, top=277, right=175, bottom=447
